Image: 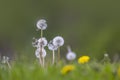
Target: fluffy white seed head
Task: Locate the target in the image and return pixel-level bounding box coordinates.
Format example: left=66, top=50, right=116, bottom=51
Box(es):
left=35, top=49, right=40, bottom=58
left=66, top=52, right=76, bottom=61
left=35, top=48, right=47, bottom=58
left=41, top=48, right=47, bottom=58
left=48, top=40, right=58, bottom=51
left=53, top=36, right=64, bottom=47
left=38, top=37, right=48, bottom=47
left=36, top=19, right=47, bottom=30
left=32, top=37, right=39, bottom=48
left=66, top=46, right=76, bottom=61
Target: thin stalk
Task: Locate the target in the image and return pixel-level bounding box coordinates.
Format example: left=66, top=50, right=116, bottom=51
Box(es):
left=39, top=54, right=42, bottom=66
left=39, top=45, right=43, bottom=67
left=43, top=57, right=45, bottom=67
left=40, top=29, right=44, bottom=67
left=58, top=47, right=60, bottom=62
left=41, top=29, right=43, bottom=38
left=52, top=50, right=55, bottom=65
left=6, top=61, right=11, bottom=69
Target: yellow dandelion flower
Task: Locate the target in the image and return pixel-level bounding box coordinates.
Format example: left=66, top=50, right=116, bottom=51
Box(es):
left=61, top=65, right=75, bottom=75
left=117, top=67, right=120, bottom=78
left=78, top=56, right=90, bottom=64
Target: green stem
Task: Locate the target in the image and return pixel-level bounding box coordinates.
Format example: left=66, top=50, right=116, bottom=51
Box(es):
left=41, top=29, right=43, bottom=38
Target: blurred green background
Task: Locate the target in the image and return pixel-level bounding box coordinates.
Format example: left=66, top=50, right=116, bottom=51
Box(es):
left=0, top=0, right=120, bottom=60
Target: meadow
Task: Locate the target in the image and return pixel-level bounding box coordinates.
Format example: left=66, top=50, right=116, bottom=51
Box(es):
left=0, top=57, right=120, bottom=80
left=1, top=18, right=120, bottom=80
left=0, top=0, right=120, bottom=80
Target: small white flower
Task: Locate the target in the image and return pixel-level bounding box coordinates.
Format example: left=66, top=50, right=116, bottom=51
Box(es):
left=38, top=37, right=48, bottom=47
left=36, top=19, right=47, bottom=30
left=66, top=46, right=76, bottom=61
left=35, top=48, right=47, bottom=58
left=53, top=36, right=64, bottom=47
left=48, top=40, right=58, bottom=51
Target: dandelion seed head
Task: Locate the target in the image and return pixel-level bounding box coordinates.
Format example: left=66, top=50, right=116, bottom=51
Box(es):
left=41, top=48, right=47, bottom=58
left=35, top=49, right=40, bottom=58
left=38, top=37, right=48, bottom=47
left=66, top=52, right=76, bottom=61
left=32, top=37, right=39, bottom=48
left=36, top=19, right=47, bottom=30
left=53, top=36, right=64, bottom=47
left=48, top=40, right=58, bottom=51
left=35, top=48, right=47, bottom=58
left=66, top=46, right=76, bottom=61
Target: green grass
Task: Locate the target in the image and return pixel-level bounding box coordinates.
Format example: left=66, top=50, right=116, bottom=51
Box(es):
left=0, top=60, right=120, bottom=80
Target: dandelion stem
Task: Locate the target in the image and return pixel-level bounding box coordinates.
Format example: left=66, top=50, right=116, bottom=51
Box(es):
left=41, top=29, right=43, bottom=38
left=39, top=55, right=42, bottom=66
left=43, top=57, right=45, bottom=67
left=58, top=47, right=60, bottom=62
left=39, top=45, right=44, bottom=67
left=52, top=50, right=55, bottom=65
left=6, top=61, right=11, bottom=69
left=40, top=29, right=44, bottom=67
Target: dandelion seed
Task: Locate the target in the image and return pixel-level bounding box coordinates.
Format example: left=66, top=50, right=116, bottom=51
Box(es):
left=38, top=37, right=48, bottom=47
left=36, top=19, right=47, bottom=30
left=78, top=56, right=90, bottom=64
left=61, top=65, right=75, bottom=75
left=53, top=36, right=64, bottom=47
left=66, top=46, right=76, bottom=61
